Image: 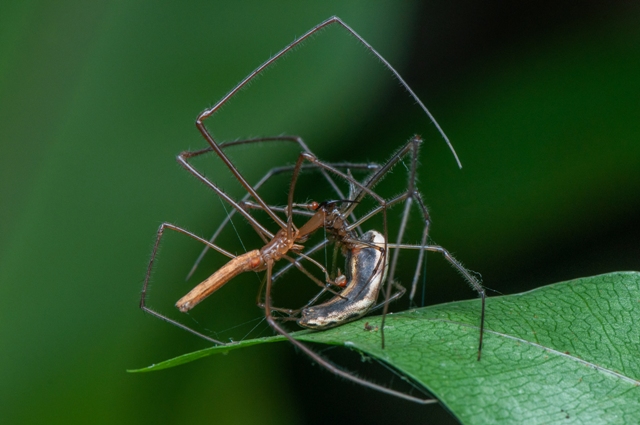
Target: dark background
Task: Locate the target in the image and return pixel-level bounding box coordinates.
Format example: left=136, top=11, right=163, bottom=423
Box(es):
left=1, top=1, right=638, bottom=424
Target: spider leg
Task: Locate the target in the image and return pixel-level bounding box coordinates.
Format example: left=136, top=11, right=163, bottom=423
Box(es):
left=263, top=257, right=437, bottom=405
left=388, top=242, right=486, bottom=360
left=140, top=222, right=236, bottom=345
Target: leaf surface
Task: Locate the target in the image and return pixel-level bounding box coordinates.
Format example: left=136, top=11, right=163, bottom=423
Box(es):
left=131, top=272, right=640, bottom=424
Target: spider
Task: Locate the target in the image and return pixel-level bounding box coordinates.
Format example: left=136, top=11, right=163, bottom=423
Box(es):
left=140, top=16, right=485, bottom=404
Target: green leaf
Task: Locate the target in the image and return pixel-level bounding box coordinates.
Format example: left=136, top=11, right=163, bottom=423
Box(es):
left=128, top=334, right=286, bottom=372
left=131, top=272, right=640, bottom=424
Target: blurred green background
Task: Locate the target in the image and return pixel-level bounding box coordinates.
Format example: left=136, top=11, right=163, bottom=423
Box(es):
left=1, top=1, right=639, bottom=424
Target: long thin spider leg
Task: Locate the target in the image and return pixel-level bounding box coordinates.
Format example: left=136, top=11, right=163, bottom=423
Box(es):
left=389, top=242, right=486, bottom=361
left=292, top=137, right=425, bottom=230
left=286, top=153, right=311, bottom=235
left=140, top=222, right=237, bottom=345
left=279, top=254, right=343, bottom=294
left=255, top=253, right=346, bottom=317
left=220, top=136, right=362, bottom=205
left=346, top=190, right=414, bottom=230
left=406, top=192, right=433, bottom=301
left=380, top=138, right=423, bottom=344
left=262, top=258, right=437, bottom=405
left=387, top=137, right=422, bottom=286
left=381, top=198, right=414, bottom=324
left=240, top=201, right=316, bottom=218
left=197, top=17, right=460, bottom=168
left=236, top=201, right=272, bottom=246
left=189, top=136, right=288, bottom=230
left=380, top=206, right=390, bottom=348
left=369, top=281, right=407, bottom=313
left=332, top=235, right=395, bottom=305
left=342, top=136, right=421, bottom=218
left=177, top=152, right=275, bottom=240
left=298, top=153, right=387, bottom=205
left=271, top=239, right=329, bottom=281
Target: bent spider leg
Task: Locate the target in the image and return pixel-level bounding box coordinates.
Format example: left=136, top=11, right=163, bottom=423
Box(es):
left=388, top=241, right=486, bottom=361
left=405, top=191, right=435, bottom=301
left=177, top=150, right=276, bottom=239
left=257, top=253, right=347, bottom=319
left=263, top=256, right=437, bottom=405
left=368, top=280, right=407, bottom=313
left=298, top=136, right=480, bottom=358
left=196, top=17, right=461, bottom=173
left=140, top=222, right=237, bottom=345
left=271, top=238, right=330, bottom=282
left=374, top=143, right=485, bottom=356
